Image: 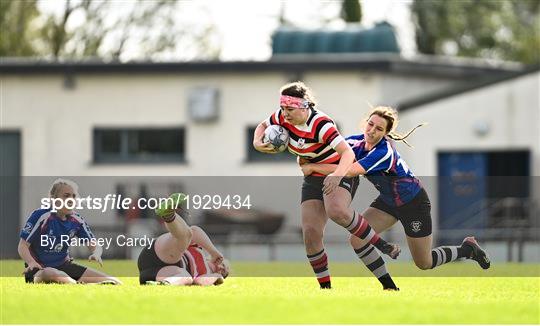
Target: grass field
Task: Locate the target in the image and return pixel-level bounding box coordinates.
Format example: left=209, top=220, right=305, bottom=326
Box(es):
left=1, top=260, right=539, bottom=324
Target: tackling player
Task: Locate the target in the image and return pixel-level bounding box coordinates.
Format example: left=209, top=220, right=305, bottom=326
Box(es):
left=301, top=106, right=491, bottom=281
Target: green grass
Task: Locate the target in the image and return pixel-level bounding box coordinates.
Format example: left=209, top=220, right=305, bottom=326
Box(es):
left=1, top=260, right=539, bottom=324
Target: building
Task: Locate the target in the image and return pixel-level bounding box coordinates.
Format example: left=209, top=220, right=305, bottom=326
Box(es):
left=1, top=56, right=537, bottom=261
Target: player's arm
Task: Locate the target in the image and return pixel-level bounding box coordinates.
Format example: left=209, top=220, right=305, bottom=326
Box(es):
left=190, top=226, right=224, bottom=264
left=322, top=141, right=357, bottom=194
left=18, top=239, right=43, bottom=272
left=87, top=243, right=103, bottom=267
left=75, top=217, right=103, bottom=266
left=303, top=162, right=366, bottom=177
left=252, top=120, right=278, bottom=153
left=332, top=141, right=355, bottom=176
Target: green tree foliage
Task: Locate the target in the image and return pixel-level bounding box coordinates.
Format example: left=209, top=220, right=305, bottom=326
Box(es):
left=341, top=0, right=362, bottom=23
left=1, top=0, right=220, bottom=61
left=411, top=0, right=540, bottom=64
left=0, top=0, right=40, bottom=56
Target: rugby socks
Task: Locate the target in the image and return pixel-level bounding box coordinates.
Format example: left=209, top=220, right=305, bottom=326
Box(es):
left=307, top=249, right=331, bottom=289
left=354, top=243, right=398, bottom=290
left=430, top=245, right=471, bottom=269
left=346, top=211, right=389, bottom=252
left=162, top=213, right=175, bottom=223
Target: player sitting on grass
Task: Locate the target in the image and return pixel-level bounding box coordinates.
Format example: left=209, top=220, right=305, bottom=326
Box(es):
left=138, top=193, right=229, bottom=286
left=18, top=178, right=121, bottom=285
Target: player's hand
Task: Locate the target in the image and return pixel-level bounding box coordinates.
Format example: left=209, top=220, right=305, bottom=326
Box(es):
left=253, top=139, right=279, bottom=153
left=301, top=164, right=314, bottom=176
left=88, top=253, right=103, bottom=267
left=211, top=252, right=224, bottom=266
left=23, top=261, right=43, bottom=274
left=323, top=173, right=342, bottom=195
left=297, top=157, right=310, bottom=166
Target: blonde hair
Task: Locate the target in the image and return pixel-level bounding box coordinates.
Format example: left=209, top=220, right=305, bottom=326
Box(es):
left=49, top=178, right=79, bottom=198
left=367, top=106, right=426, bottom=147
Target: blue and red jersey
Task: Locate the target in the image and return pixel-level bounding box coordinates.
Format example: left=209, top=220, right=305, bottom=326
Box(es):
left=20, top=208, right=95, bottom=267
left=346, top=134, right=421, bottom=207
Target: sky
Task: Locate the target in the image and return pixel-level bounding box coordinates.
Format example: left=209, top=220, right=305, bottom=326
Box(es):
left=37, top=0, right=416, bottom=61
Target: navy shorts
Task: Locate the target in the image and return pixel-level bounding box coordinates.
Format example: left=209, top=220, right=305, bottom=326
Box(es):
left=370, top=188, right=432, bottom=238
left=24, top=260, right=88, bottom=283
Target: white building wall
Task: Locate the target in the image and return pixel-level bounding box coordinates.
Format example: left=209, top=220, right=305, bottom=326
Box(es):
left=3, top=69, right=538, bottom=243
left=397, top=71, right=540, bottom=176
left=2, top=70, right=456, bottom=177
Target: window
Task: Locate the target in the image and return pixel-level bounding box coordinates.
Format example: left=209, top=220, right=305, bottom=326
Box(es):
left=94, top=128, right=186, bottom=163
left=246, top=126, right=295, bottom=162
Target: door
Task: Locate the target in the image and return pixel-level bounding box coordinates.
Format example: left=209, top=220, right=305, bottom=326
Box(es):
left=0, top=131, right=21, bottom=259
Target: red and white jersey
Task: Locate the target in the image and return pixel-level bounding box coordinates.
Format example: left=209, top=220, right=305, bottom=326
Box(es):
left=266, top=108, right=345, bottom=168
left=181, top=244, right=213, bottom=278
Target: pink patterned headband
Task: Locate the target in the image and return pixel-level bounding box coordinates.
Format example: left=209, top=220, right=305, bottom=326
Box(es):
left=280, top=95, right=309, bottom=109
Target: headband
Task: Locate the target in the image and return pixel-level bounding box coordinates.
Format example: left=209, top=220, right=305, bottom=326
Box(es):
left=280, top=95, right=309, bottom=109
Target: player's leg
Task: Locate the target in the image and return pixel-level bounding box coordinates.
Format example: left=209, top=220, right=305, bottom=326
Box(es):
left=349, top=207, right=400, bottom=290
left=301, top=199, right=331, bottom=289
left=324, top=185, right=400, bottom=259
left=156, top=266, right=193, bottom=286
left=77, top=267, right=122, bottom=284
left=401, top=189, right=490, bottom=270
left=193, top=273, right=224, bottom=286
left=407, top=235, right=490, bottom=270
left=154, top=193, right=193, bottom=264
left=154, top=211, right=192, bottom=264
left=33, top=267, right=77, bottom=284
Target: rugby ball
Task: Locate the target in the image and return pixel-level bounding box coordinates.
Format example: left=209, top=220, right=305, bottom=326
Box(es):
left=263, top=125, right=290, bottom=153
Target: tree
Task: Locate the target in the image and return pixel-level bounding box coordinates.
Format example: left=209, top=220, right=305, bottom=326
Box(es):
left=341, top=0, right=362, bottom=23
left=2, top=0, right=220, bottom=61
left=0, top=0, right=40, bottom=56
left=411, top=0, right=540, bottom=64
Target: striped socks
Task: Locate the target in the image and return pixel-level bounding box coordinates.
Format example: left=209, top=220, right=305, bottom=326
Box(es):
left=307, top=249, right=331, bottom=289
left=354, top=243, right=398, bottom=290
left=345, top=211, right=388, bottom=252
left=431, top=246, right=470, bottom=269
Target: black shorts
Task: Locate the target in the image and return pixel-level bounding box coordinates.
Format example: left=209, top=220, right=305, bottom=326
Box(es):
left=301, top=175, right=359, bottom=203
left=24, top=260, right=88, bottom=283
left=137, top=241, right=185, bottom=284
left=370, top=188, right=432, bottom=238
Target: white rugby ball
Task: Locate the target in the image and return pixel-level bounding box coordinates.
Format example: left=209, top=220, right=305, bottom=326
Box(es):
left=263, top=125, right=290, bottom=153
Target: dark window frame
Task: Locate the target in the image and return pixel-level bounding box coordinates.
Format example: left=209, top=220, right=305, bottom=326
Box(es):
left=93, top=127, right=186, bottom=164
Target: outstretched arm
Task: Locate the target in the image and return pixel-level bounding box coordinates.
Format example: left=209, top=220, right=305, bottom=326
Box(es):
left=18, top=239, right=42, bottom=273
left=303, top=162, right=366, bottom=177
left=87, top=244, right=104, bottom=267
left=190, top=226, right=223, bottom=264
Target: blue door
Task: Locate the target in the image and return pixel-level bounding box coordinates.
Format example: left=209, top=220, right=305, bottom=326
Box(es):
left=437, top=152, right=487, bottom=231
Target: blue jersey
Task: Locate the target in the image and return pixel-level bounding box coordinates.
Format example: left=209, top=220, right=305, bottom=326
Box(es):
left=20, top=208, right=95, bottom=267
left=346, top=134, right=421, bottom=207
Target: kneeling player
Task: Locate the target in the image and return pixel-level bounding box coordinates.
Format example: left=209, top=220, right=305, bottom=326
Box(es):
left=18, top=179, right=121, bottom=285
left=138, top=193, right=229, bottom=286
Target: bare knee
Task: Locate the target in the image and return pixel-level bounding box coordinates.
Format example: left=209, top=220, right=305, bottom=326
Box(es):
left=414, top=259, right=432, bottom=270
left=302, top=225, right=323, bottom=248
left=325, top=204, right=350, bottom=227
left=183, top=227, right=193, bottom=243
